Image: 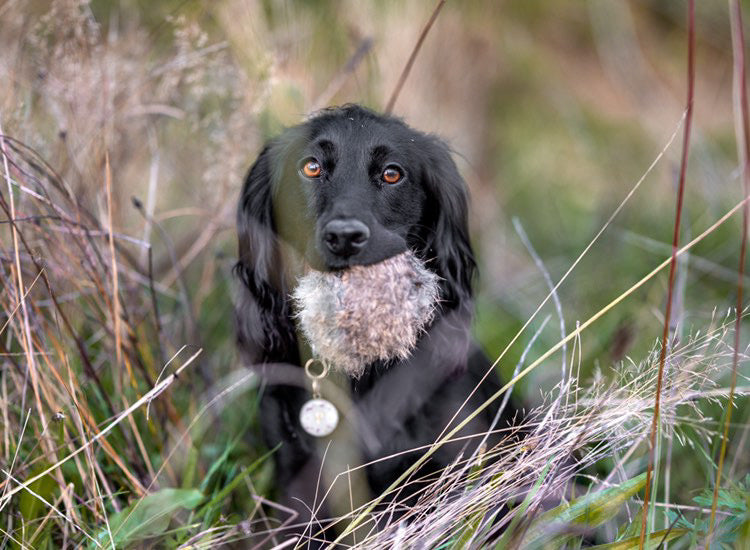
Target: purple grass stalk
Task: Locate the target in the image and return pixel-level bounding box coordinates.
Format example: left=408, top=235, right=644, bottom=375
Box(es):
left=639, top=0, right=695, bottom=548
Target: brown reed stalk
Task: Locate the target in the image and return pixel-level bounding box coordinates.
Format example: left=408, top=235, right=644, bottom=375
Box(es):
left=707, top=0, right=749, bottom=542
left=638, top=0, right=695, bottom=547
left=105, top=152, right=127, bottom=389
left=384, top=0, right=445, bottom=114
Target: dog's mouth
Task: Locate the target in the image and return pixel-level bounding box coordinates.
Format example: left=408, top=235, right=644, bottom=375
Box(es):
left=292, top=251, right=439, bottom=377
left=308, top=242, right=410, bottom=272
left=313, top=216, right=410, bottom=272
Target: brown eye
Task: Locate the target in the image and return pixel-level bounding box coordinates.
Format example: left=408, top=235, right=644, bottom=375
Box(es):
left=302, top=159, right=322, bottom=178
left=382, top=166, right=403, bottom=184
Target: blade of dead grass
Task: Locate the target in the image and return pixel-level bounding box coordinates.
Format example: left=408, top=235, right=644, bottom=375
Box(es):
left=435, top=111, right=687, bottom=446
left=105, top=152, right=128, bottom=389
left=331, top=194, right=750, bottom=546
left=28, top=482, right=73, bottom=546
left=0, top=409, right=31, bottom=506
left=0, top=121, right=46, bottom=454
left=2, top=470, right=101, bottom=547
left=0, top=268, right=45, bottom=336
left=708, top=0, right=749, bottom=542
left=639, top=1, right=694, bottom=547
left=0, top=186, right=117, bottom=417
left=0, top=348, right=202, bottom=508
left=20, top=315, right=149, bottom=497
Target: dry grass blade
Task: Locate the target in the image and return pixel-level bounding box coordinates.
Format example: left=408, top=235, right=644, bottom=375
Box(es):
left=1, top=471, right=101, bottom=547
left=435, top=112, right=686, bottom=445
left=0, top=269, right=45, bottom=336
left=0, top=122, right=44, bottom=440
left=0, top=348, right=201, bottom=505
left=105, top=152, right=126, bottom=390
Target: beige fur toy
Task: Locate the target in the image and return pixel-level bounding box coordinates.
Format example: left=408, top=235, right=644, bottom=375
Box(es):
left=292, top=251, right=440, bottom=377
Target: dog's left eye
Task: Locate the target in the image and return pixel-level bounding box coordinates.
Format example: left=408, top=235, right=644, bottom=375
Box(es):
left=382, top=166, right=403, bottom=184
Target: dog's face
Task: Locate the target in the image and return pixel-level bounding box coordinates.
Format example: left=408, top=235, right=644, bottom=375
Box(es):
left=286, top=111, right=431, bottom=270
left=235, top=105, right=477, bottom=362
left=268, top=107, right=440, bottom=271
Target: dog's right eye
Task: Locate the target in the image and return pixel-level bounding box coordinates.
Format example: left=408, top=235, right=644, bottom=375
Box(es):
left=300, top=158, right=322, bottom=178
left=382, top=165, right=403, bottom=184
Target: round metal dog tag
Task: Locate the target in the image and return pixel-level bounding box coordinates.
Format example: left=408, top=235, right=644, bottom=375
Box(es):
left=300, top=398, right=339, bottom=437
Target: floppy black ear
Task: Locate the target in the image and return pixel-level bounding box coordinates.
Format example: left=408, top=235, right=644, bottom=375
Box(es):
left=234, top=144, right=298, bottom=364
left=417, top=137, right=477, bottom=311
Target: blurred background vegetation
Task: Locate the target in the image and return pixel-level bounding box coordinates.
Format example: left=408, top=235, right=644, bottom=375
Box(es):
left=0, top=0, right=748, bottom=547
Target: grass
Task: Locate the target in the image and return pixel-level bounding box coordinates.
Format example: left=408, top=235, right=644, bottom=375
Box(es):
left=0, top=0, right=749, bottom=548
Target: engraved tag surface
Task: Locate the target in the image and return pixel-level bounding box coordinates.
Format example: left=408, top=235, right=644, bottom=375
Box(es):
left=299, top=398, right=339, bottom=437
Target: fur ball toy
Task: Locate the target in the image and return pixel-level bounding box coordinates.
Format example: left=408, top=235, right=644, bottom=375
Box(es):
left=292, top=251, right=440, bottom=377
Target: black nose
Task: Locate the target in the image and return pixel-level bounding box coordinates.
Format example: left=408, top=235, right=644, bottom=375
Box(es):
left=323, top=219, right=370, bottom=257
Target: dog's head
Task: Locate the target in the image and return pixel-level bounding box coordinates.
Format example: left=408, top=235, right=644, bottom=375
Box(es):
left=235, top=104, right=476, bottom=364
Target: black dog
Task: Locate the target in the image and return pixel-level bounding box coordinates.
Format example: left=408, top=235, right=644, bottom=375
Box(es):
left=235, top=104, right=513, bottom=544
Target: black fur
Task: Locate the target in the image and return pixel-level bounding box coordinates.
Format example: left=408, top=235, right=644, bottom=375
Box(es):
left=235, top=105, right=513, bottom=545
